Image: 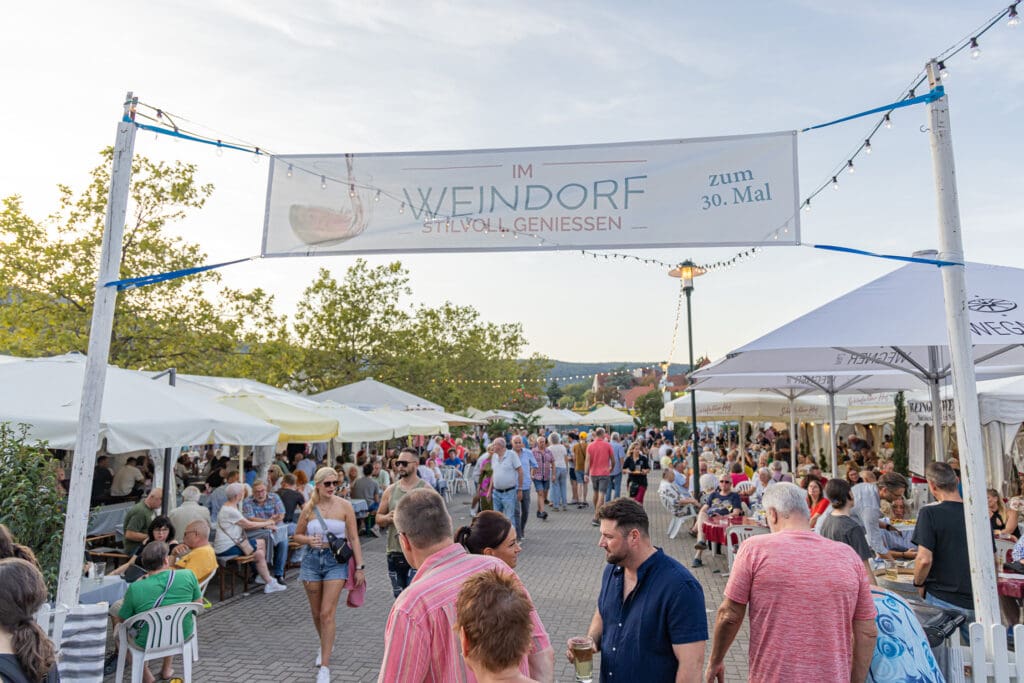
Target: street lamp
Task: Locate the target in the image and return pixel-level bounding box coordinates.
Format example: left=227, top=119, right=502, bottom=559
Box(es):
left=668, top=260, right=705, bottom=494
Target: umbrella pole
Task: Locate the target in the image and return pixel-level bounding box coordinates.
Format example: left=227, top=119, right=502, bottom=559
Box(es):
left=926, top=60, right=999, bottom=647
left=56, top=94, right=138, bottom=610
left=788, top=396, right=797, bottom=474
left=828, top=391, right=838, bottom=477
left=927, top=354, right=945, bottom=462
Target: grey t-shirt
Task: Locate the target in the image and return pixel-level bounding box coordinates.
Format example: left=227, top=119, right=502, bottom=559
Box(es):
left=351, top=476, right=381, bottom=503
left=819, top=512, right=873, bottom=561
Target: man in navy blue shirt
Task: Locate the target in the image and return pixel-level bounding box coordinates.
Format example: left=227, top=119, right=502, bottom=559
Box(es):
left=567, top=498, right=707, bottom=682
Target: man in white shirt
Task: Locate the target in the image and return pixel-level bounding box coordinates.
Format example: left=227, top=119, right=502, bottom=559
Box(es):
left=168, top=486, right=211, bottom=542
left=489, top=438, right=523, bottom=526
left=111, top=457, right=145, bottom=498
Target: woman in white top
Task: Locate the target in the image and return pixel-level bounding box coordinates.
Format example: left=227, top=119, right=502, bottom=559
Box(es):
left=294, top=467, right=365, bottom=683
left=213, top=482, right=284, bottom=593
left=547, top=432, right=569, bottom=512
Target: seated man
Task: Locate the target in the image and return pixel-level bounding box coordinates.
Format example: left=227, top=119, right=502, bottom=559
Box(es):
left=168, top=486, right=210, bottom=542
left=350, top=463, right=382, bottom=536
left=171, top=520, right=217, bottom=584
left=692, top=475, right=746, bottom=568
left=116, top=541, right=201, bottom=683
left=657, top=469, right=699, bottom=516
left=111, top=456, right=146, bottom=499
left=242, top=480, right=289, bottom=584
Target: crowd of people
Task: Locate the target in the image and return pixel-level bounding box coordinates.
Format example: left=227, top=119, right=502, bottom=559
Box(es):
left=20, top=420, right=1022, bottom=682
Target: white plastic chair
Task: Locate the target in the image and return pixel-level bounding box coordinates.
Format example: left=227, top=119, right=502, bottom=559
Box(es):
left=115, top=602, right=202, bottom=683
left=725, top=525, right=770, bottom=570
left=446, top=466, right=472, bottom=496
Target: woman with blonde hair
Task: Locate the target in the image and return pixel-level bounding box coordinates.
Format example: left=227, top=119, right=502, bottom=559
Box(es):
left=0, top=558, right=59, bottom=683
left=294, top=467, right=365, bottom=683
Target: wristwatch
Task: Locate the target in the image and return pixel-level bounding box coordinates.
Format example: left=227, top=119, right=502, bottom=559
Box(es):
left=356, top=565, right=365, bottom=571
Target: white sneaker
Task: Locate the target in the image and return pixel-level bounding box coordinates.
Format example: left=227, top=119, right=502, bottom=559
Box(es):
left=254, top=575, right=266, bottom=585
left=316, top=666, right=330, bottom=683
left=315, top=652, right=322, bottom=667
left=264, top=579, right=286, bottom=594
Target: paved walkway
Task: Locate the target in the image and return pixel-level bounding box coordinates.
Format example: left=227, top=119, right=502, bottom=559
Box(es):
left=108, top=481, right=750, bottom=682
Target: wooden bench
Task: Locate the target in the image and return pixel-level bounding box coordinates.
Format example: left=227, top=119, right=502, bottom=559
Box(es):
left=217, top=554, right=257, bottom=600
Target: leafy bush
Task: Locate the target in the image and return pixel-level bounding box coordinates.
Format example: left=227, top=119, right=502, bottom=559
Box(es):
left=0, top=423, right=65, bottom=595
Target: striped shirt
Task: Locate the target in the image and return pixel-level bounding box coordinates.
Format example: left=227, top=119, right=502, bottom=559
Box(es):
left=378, top=543, right=550, bottom=683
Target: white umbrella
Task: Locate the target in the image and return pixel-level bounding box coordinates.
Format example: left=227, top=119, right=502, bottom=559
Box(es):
left=0, top=354, right=280, bottom=452
left=312, top=401, right=397, bottom=442
left=530, top=406, right=583, bottom=426
left=579, top=405, right=635, bottom=426
left=688, top=365, right=928, bottom=472
left=176, top=373, right=317, bottom=409
left=406, top=409, right=485, bottom=426
left=371, top=408, right=444, bottom=436
left=313, top=377, right=443, bottom=411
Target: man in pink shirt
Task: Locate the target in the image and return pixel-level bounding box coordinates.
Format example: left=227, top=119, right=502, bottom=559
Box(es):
left=584, top=428, right=615, bottom=527
left=379, top=488, right=554, bottom=682
left=704, top=482, right=877, bottom=683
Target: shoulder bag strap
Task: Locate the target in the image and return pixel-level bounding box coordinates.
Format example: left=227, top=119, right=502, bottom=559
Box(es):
left=152, top=569, right=175, bottom=609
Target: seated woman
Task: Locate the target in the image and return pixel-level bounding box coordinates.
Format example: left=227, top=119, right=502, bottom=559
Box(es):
left=845, top=464, right=862, bottom=486
left=110, top=515, right=178, bottom=580
left=213, top=482, right=285, bottom=594
left=455, top=510, right=521, bottom=569
left=0, top=558, right=59, bottom=683
left=802, top=476, right=829, bottom=527
left=868, top=586, right=944, bottom=682
left=990, top=488, right=1015, bottom=539
left=728, top=462, right=749, bottom=487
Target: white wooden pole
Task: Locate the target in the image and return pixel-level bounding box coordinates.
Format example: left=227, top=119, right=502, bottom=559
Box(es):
left=55, top=92, right=138, bottom=609
left=828, top=390, right=838, bottom=476
left=928, top=348, right=946, bottom=462
left=925, top=61, right=1000, bottom=650
left=788, top=394, right=797, bottom=474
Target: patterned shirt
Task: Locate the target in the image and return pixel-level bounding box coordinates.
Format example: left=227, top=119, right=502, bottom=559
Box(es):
left=379, top=543, right=550, bottom=683
left=532, top=448, right=554, bottom=482
left=242, top=493, right=285, bottom=520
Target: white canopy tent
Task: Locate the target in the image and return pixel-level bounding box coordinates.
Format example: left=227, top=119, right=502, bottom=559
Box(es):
left=0, top=355, right=281, bottom=452
left=578, top=405, right=635, bottom=426
left=530, top=406, right=585, bottom=426
left=688, top=365, right=928, bottom=472
left=176, top=373, right=316, bottom=409
left=312, top=401, right=399, bottom=442
left=313, top=377, right=443, bottom=411
left=371, top=408, right=444, bottom=436
left=407, top=409, right=485, bottom=427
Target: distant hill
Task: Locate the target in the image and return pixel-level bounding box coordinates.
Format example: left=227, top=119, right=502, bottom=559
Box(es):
left=539, top=360, right=690, bottom=385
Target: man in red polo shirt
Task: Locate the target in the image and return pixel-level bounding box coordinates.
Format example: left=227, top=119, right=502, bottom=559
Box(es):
left=585, top=428, right=615, bottom=527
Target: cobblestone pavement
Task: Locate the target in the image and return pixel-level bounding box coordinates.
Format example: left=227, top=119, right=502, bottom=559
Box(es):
left=107, top=480, right=750, bottom=682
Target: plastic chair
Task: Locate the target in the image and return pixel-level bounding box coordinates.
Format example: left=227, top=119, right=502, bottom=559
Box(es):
left=725, top=525, right=770, bottom=570
left=33, top=602, right=68, bottom=651
left=115, top=602, right=202, bottom=683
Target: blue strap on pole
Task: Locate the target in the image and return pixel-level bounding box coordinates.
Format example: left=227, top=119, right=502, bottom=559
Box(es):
left=123, top=117, right=258, bottom=156
left=801, top=86, right=944, bottom=133
left=809, top=243, right=961, bottom=267
left=104, top=256, right=256, bottom=291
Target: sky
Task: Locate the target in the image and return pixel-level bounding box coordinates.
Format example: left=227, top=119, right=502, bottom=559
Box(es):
left=3, top=1, right=1024, bottom=366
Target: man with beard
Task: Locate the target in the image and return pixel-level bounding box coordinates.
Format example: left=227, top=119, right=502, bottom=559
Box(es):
left=568, top=498, right=706, bottom=683
left=376, top=447, right=431, bottom=598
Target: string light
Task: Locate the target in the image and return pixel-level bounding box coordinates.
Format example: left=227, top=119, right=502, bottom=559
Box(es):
left=938, top=61, right=949, bottom=79
left=216, top=140, right=223, bottom=157
left=286, top=164, right=293, bottom=178
left=804, top=200, right=811, bottom=212
left=970, top=37, right=982, bottom=59
left=883, top=114, right=892, bottom=129
left=864, top=139, right=872, bottom=154
left=320, top=175, right=327, bottom=190
left=831, top=176, right=840, bottom=190
left=846, top=160, right=855, bottom=174
left=374, top=190, right=381, bottom=202
left=349, top=184, right=356, bottom=198
left=1010, top=5, right=1020, bottom=26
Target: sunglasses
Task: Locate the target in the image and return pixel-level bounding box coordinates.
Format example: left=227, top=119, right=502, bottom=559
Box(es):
left=396, top=460, right=417, bottom=467
left=322, top=480, right=339, bottom=488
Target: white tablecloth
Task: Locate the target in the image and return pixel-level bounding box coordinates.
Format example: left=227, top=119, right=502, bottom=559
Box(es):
left=79, top=576, right=128, bottom=606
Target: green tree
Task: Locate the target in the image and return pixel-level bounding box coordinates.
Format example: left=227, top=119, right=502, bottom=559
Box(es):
left=545, top=379, right=563, bottom=405
left=512, top=412, right=541, bottom=432
left=594, top=385, right=621, bottom=406
left=893, top=391, right=909, bottom=475
left=556, top=395, right=575, bottom=409
left=0, top=150, right=297, bottom=381
left=604, top=365, right=634, bottom=390
left=634, top=388, right=665, bottom=428
left=0, top=424, right=65, bottom=595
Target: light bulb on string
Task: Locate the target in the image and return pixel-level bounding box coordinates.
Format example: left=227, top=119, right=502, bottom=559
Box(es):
left=286, top=165, right=293, bottom=178
left=1010, top=5, right=1020, bottom=26
left=399, top=202, right=405, bottom=214
left=320, top=175, right=327, bottom=190
left=884, top=114, right=892, bottom=129
left=831, top=176, right=839, bottom=191
left=864, top=140, right=872, bottom=155
left=253, top=148, right=260, bottom=164
left=374, top=190, right=381, bottom=202
left=938, top=61, right=949, bottom=80
left=969, top=38, right=981, bottom=59
left=846, top=160, right=855, bottom=174
left=349, top=185, right=356, bottom=198
left=216, top=140, right=224, bottom=157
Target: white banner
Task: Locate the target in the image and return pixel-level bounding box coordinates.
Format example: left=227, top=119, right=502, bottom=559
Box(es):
left=261, top=132, right=800, bottom=256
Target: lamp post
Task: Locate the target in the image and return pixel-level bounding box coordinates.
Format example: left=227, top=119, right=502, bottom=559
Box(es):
left=668, top=261, right=705, bottom=494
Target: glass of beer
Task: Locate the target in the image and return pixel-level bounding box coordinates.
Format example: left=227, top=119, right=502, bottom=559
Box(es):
left=569, top=636, right=594, bottom=682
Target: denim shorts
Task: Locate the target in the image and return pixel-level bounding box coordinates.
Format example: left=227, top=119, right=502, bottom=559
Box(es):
left=300, top=547, right=350, bottom=582
left=533, top=479, right=550, bottom=491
